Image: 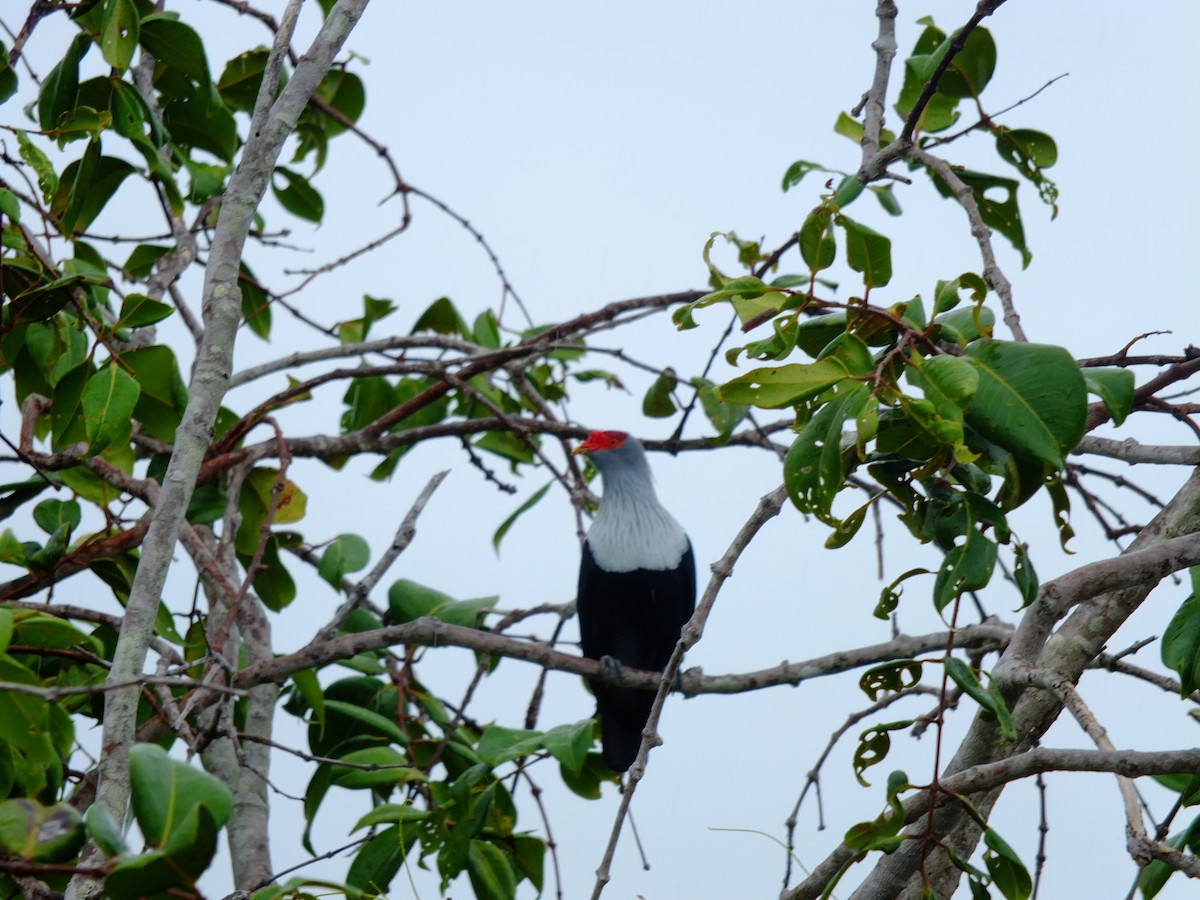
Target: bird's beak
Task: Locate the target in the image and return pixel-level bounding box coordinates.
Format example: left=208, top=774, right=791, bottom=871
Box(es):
left=569, top=444, right=588, bottom=458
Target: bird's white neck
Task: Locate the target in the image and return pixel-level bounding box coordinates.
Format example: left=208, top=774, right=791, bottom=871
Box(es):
left=586, top=466, right=689, bottom=572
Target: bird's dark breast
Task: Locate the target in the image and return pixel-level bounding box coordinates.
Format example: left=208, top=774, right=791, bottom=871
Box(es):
left=576, top=541, right=696, bottom=673
left=576, top=540, right=696, bottom=771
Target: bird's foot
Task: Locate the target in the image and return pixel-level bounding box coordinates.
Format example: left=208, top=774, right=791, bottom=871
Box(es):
left=599, top=654, right=623, bottom=683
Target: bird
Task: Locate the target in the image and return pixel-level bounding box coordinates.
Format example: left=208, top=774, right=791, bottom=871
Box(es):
left=571, top=430, right=696, bottom=772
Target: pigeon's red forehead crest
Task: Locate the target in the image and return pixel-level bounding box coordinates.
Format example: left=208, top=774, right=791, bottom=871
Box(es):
left=571, top=430, right=628, bottom=456
left=586, top=430, right=627, bottom=450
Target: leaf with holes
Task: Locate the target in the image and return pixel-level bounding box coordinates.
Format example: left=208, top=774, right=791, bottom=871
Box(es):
left=853, top=720, right=914, bottom=786
left=859, top=659, right=924, bottom=701
left=784, top=382, right=869, bottom=519
left=930, top=168, right=1030, bottom=267
left=100, top=0, right=140, bottom=69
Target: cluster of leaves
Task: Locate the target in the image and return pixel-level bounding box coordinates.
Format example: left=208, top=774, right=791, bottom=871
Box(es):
left=673, top=18, right=1136, bottom=900
left=0, top=566, right=234, bottom=896
left=0, top=659, right=232, bottom=900
left=276, top=575, right=619, bottom=900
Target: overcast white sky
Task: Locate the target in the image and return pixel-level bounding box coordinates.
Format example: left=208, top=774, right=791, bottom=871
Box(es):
left=8, top=1, right=1200, bottom=898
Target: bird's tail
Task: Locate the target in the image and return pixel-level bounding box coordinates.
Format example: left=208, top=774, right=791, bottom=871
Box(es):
left=596, top=689, right=653, bottom=773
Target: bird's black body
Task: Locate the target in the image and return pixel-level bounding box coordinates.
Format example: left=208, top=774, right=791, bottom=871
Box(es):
left=572, top=430, right=696, bottom=773
left=577, top=541, right=696, bottom=772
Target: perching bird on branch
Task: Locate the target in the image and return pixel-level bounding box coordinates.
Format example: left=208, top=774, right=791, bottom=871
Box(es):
left=571, top=430, right=696, bottom=772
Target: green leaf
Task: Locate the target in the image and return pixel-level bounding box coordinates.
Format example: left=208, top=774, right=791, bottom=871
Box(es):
left=239, top=262, right=272, bottom=339
left=16, top=131, right=58, bottom=202
left=642, top=368, right=677, bottom=417
left=1162, top=569, right=1200, bottom=696
left=38, top=34, right=87, bottom=130
left=832, top=175, right=864, bottom=208
left=541, top=719, right=594, bottom=775
left=844, top=770, right=910, bottom=853
left=781, top=159, right=833, bottom=192
left=477, top=726, right=545, bottom=766
left=317, top=533, right=371, bottom=588
left=411, top=296, right=469, bottom=337
left=1012, top=544, right=1039, bottom=610
left=937, top=27, right=996, bottom=99
left=0, top=42, right=17, bottom=106
left=930, top=168, right=1030, bottom=267
left=513, top=834, right=546, bottom=893
left=58, top=137, right=99, bottom=235
left=273, top=166, right=324, bottom=222
left=138, top=15, right=210, bottom=85
left=106, top=804, right=221, bottom=897
left=719, top=357, right=851, bottom=408
left=236, top=468, right=308, bottom=557
left=0, top=799, right=85, bottom=862
left=81, top=362, right=140, bottom=454
left=0, top=187, right=18, bottom=223
left=934, top=304, right=994, bottom=346
left=128, top=744, right=232, bottom=848
left=800, top=207, right=836, bottom=272
left=32, top=499, right=81, bottom=536
left=860, top=660, right=923, bottom=701
left=50, top=105, right=113, bottom=146
left=693, top=376, right=747, bottom=442
left=983, top=827, right=1032, bottom=900
left=109, top=78, right=149, bottom=143
left=962, top=341, right=1086, bottom=469
left=330, top=747, right=425, bottom=790
left=837, top=214, right=892, bottom=287
left=349, top=803, right=430, bottom=833
left=833, top=110, right=894, bottom=147
left=316, top=68, right=365, bottom=137
left=346, top=824, right=412, bottom=895
left=932, top=526, right=998, bottom=612
left=100, top=0, right=140, bottom=69
left=52, top=153, right=137, bottom=235
left=116, top=292, right=174, bottom=329
left=493, top=482, right=551, bottom=553
left=388, top=579, right=496, bottom=628
left=84, top=803, right=128, bottom=857
left=1140, top=815, right=1200, bottom=898
left=994, top=127, right=1059, bottom=214
left=871, top=184, right=902, bottom=216
left=161, top=81, right=238, bottom=162
left=0, top=656, right=52, bottom=760
left=247, top=536, right=297, bottom=612
left=468, top=839, right=518, bottom=900
left=217, top=48, right=272, bottom=111
left=1082, top=367, right=1135, bottom=426
left=123, top=243, right=170, bottom=280
left=320, top=699, right=409, bottom=746
left=853, top=720, right=915, bottom=787
left=874, top=567, right=931, bottom=619
left=783, top=383, right=869, bottom=519
left=945, top=658, right=1016, bottom=742
left=123, top=345, right=188, bottom=442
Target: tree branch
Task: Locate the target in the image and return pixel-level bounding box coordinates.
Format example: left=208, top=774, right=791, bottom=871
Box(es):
left=74, top=5, right=372, bottom=898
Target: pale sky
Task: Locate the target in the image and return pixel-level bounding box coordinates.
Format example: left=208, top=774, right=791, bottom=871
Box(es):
left=7, top=2, right=1200, bottom=898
